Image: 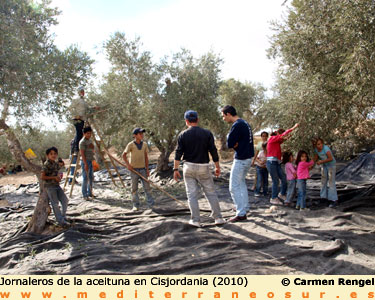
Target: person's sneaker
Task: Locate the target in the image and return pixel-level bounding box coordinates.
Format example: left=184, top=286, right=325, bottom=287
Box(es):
left=228, top=215, right=247, bottom=223
left=329, top=201, right=338, bottom=208
left=296, top=205, right=300, bottom=210
left=254, top=193, right=261, bottom=197
left=188, top=219, right=201, bottom=227
left=300, top=208, right=310, bottom=211
left=89, top=194, right=96, bottom=199
left=132, top=206, right=139, bottom=212
left=278, top=193, right=286, bottom=201
left=270, top=197, right=283, bottom=205
left=83, top=196, right=90, bottom=201
left=214, top=218, right=226, bottom=225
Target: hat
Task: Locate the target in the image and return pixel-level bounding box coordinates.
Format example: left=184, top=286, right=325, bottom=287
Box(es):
left=132, top=127, right=146, bottom=135
left=184, top=110, right=198, bottom=122
left=78, top=86, right=84, bottom=92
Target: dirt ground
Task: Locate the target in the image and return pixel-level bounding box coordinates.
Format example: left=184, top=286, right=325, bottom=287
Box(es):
left=0, top=171, right=37, bottom=186
left=0, top=153, right=375, bottom=275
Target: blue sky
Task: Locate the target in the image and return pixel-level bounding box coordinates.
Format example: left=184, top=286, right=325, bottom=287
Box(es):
left=51, top=0, right=287, bottom=90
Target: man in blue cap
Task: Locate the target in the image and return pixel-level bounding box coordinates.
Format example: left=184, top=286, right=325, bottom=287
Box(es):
left=122, top=127, right=154, bottom=211
left=173, top=110, right=225, bottom=227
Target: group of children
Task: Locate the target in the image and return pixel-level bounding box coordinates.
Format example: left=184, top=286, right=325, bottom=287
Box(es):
left=41, top=126, right=95, bottom=227
left=41, top=125, right=154, bottom=227
left=252, top=130, right=338, bottom=211
left=283, top=151, right=314, bottom=210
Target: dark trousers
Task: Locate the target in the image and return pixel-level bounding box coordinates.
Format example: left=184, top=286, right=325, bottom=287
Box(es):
left=73, top=119, right=85, bottom=152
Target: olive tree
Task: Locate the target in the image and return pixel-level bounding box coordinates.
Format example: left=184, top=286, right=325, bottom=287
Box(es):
left=94, top=33, right=222, bottom=171
left=0, top=0, right=93, bottom=233
left=216, top=79, right=267, bottom=149
left=265, top=0, right=375, bottom=156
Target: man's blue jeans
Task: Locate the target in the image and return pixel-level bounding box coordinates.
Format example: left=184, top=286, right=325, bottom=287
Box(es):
left=321, top=165, right=338, bottom=201
left=81, top=160, right=93, bottom=197
left=229, top=158, right=252, bottom=217
left=297, top=179, right=307, bottom=209
left=266, top=160, right=287, bottom=199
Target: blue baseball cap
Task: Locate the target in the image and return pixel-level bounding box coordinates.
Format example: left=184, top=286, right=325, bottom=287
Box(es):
left=184, top=110, right=198, bottom=122
left=132, top=128, right=146, bottom=135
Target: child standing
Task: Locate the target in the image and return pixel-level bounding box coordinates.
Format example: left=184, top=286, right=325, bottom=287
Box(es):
left=296, top=150, right=315, bottom=211
left=79, top=126, right=95, bottom=200
left=313, top=138, right=338, bottom=208
left=41, top=147, right=70, bottom=227
left=254, top=142, right=268, bottom=197
left=283, top=152, right=297, bottom=206
left=251, top=131, right=269, bottom=191
left=122, top=128, right=155, bottom=211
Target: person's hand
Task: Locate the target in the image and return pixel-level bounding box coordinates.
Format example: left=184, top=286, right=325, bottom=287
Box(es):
left=55, top=176, right=61, bottom=183
left=127, top=165, right=134, bottom=172
left=317, top=160, right=322, bottom=165
left=292, top=123, right=300, bottom=130
left=215, top=166, right=220, bottom=177
left=173, top=170, right=181, bottom=181
left=233, top=142, right=239, bottom=149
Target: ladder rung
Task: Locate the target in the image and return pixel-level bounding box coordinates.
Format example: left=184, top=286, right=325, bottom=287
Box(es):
left=70, top=164, right=78, bottom=167
left=67, top=175, right=75, bottom=178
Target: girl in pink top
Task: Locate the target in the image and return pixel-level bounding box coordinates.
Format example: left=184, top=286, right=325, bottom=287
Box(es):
left=282, top=152, right=297, bottom=206
left=295, top=150, right=315, bottom=210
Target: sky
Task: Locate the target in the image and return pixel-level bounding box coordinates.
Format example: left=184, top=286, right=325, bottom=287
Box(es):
left=50, top=0, right=288, bottom=89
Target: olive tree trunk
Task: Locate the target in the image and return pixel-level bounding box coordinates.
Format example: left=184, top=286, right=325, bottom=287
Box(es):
left=0, top=119, right=50, bottom=234
left=154, top=139, right=177, bottom=172
left=156, top=150, right=172, bottom=172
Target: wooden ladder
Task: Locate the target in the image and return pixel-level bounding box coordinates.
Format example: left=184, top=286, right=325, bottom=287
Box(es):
left=63, top=151, right=81, bottom=198
left=90, top=121, right=127, bottom=190
left=64, top=120, right=127, bottom=198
